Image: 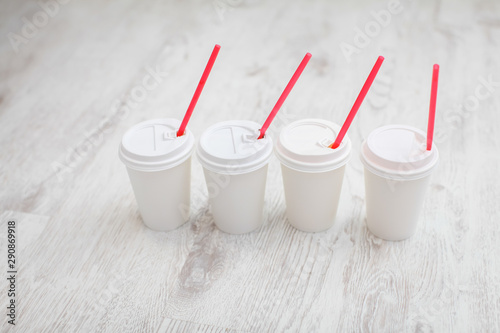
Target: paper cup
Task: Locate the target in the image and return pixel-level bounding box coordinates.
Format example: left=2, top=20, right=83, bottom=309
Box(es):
left=360, top=125, right=439, bottom=240
left=119, top=118, right=194, bottom=231
left=196, top=120, right=273, bottom=234
left=275, top=119, right=351, bottom=232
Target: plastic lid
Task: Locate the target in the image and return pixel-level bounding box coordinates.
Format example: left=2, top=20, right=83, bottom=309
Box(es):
left=196, top=120, right=273, bottom=175
left=360, top=124, right=439, bottom=180
left=119, top=118, right=194, bottom=171
left=275, top=119, right=351, bottom=172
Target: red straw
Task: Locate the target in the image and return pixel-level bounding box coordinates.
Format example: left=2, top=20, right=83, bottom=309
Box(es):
left=427, top=64, right=439, bottom=150
left=258, top=53, right=312, bottom=139
left=331, top=56, right=385, bottom=149
left=177, top=44, right=221, bottom=137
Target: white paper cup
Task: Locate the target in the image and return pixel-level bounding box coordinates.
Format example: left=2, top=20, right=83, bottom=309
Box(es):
left=196, top=120, right=273, bottom=234
left=275, top=119, right=351, bottom=232
left=360, top=125, right=439, bottom=240
left=119, top=118, right=194, bottom=231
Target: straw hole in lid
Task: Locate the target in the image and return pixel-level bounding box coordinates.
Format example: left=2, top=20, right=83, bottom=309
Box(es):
left=163, top=131, right=177, bottom=140
left=242, top=130, right=260, bottom=143
left=318, top=137, right=333, bottom=148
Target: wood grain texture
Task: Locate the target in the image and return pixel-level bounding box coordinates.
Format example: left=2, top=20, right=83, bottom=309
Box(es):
left=1, top=0, right=500, bottom=332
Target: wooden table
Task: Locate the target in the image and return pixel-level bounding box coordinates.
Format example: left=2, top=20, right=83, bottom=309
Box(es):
left=1, top=0, right=499, bottom=331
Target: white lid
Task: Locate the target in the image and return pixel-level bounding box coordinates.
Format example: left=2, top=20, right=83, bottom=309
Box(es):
left=360, top=124, right=439, bottom=180
left=275, top=119, right=351, bottom=172
left=119, top=118, right=194, bottom=171
left=196, top=120, right=273, bottom=175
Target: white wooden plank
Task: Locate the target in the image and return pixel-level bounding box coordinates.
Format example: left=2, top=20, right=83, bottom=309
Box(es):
left=1, top=0, right=499, bottom=332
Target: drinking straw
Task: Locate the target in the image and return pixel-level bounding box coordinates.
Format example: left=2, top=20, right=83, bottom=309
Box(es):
left=427, top=64, right=439, bottom=150
left=258, top=53, right=312, bottom=139
left=177, top=44, right=221, bottom=137
left=330, top=56, right=385, bottom=149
